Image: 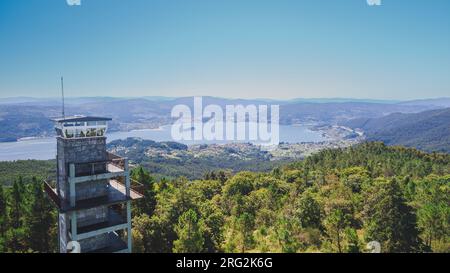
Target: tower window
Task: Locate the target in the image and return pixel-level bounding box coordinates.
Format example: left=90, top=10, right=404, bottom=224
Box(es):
left=87, top=128, right=97, bottom=137
left=65, top=129, right=74, bottom=138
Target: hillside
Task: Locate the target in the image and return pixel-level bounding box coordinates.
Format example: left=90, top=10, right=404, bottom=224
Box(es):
left=0, top=96, right=444, bottom=141
left=399, top=98, right=450, bottom=108
left=0, top=105, right=57, bottom=141
left=0, top=142, right=449, bottom=253
left=345, top=108, right=450, bottom=153
left=107, top=138, right=289, bottom=179
left=0, top=160, right=55, bottom=186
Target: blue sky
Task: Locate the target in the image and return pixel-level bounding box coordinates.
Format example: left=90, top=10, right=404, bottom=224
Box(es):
left=0, top=0, right=449, bottom=99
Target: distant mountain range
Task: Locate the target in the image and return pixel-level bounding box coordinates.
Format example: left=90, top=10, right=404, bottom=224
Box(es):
left=2, top=96, right=449, bottom=105
left=344, top=108, right=450, bottom=153
left=1, top=96, right=449, bottom=152
left=398, top=98, right=450, bottom=108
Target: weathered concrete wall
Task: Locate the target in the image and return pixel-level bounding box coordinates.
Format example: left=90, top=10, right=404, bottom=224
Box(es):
left=79, top=233, right=110, bottom=252
left=57, top=137, right=108, bottom=201
left=76, top=179, right=108, bottom=201
left=76, top=206, right=108, bottom=228
left=57, top=137, right=107, bottom=164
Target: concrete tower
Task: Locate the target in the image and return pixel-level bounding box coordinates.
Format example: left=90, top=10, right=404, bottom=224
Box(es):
left=44, top=116, right=143, bottom=253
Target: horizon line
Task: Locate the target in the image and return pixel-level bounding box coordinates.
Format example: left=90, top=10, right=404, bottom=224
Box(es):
left=0, top=95, right=449, bottom=102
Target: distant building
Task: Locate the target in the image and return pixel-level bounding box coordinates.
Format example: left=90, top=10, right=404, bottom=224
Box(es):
left=44, top=115, right=143, bottom=253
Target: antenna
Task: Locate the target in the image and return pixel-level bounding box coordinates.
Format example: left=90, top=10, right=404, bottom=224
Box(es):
left=61, top=76, right=65, bottom=119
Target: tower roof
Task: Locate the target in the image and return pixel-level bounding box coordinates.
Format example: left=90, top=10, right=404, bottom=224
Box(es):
left=51, top=115, right=112, bottom=123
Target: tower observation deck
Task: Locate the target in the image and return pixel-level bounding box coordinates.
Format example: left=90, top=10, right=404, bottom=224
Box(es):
left=44, top=115, right=143, bottom=253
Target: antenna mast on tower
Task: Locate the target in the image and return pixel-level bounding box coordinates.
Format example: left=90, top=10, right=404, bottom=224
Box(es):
left=61, top=76, right=65, bottom=119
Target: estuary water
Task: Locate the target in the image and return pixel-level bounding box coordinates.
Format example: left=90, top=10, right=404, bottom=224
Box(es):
left=0, top=124, right=326, bottom=161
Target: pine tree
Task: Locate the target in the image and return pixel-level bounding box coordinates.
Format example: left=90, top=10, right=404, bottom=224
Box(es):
left=133, top=167, right=156, bottom=216
left=276, top=217, right=300, bottom=253
left=236, top=212, right=254, bottom=253
left=9, top=180, right=23, bottom=229
left=173, top=209, right=204, bottom=253
left=4, top=227, right=27, bottom=253
left=415, top=175, right=449, bottom=251
left=0, top=185, right=7, bottom=237
left=27, top=177, right=53, bottom=252
left=344, top=228, right=361, bottom=253
left=295, top=191, right=322, bottom=229
left=324, top=209, right=348, bottom=253
left=363, top=178, right=421, bottom=252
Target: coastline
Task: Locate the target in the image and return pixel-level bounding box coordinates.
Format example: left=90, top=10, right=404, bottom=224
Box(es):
left=0, top=138, right=17, bottom=143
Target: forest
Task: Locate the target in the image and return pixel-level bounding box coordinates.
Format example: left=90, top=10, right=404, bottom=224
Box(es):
left=0, top=142, right=448, bottom=253
left=0, top=160, right=55, bottom=186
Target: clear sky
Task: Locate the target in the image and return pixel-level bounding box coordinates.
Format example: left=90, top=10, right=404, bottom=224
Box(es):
left=0, top=0, right=449, bottom=99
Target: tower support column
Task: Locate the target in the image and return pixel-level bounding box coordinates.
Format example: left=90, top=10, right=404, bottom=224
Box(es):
left=69, top=163, right=76, bottom=207
left=71, top=211, right=78, bottom=242
left=127, top=201, right=132, bottom=253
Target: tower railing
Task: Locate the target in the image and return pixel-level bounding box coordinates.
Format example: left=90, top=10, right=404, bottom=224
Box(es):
left=71, top=152, right=125, bottom=177
left=113, top=176, right=146, bottom=196
left=107, top=152, right=126, bottom=169
left=44, top=179, right=61, bottom=208
left=44, top=152, right=143, bottom=214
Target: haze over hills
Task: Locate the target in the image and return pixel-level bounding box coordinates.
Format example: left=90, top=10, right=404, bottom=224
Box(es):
left=0, top=96, right=449, bottom=152
left=2, top=96, right=449, bottom=105
left=345, top=108, right=450, bottom=153
left=398, top=98, right=450, bottom=108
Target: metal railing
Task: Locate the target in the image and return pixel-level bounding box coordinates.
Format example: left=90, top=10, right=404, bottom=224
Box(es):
left=114, top=176, right=145, bottom=196
left=43, top=152, right=144, bottom=211
left=130, top=179, right=145, bottom=196
left=43, top=180, right=61, bottom=208
left=107, top=152, right=126, bottom=169
left=71, top=152, right=126, bottom=177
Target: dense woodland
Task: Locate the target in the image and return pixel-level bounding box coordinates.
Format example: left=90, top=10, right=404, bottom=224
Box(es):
left=0, top=176, right=57, bottom=252
left=107, top=138, right=289, bottom=180
left=0, top=142, right=448, bottom=253
left=0, top=160, right=55, bottom=186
